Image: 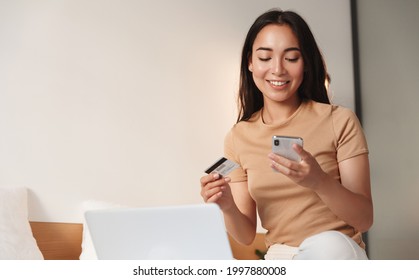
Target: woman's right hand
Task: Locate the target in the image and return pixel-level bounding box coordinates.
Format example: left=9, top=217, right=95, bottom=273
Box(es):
left=200, top=173, right=234, bottom=211
left=201, top=173, right=258, bottom=245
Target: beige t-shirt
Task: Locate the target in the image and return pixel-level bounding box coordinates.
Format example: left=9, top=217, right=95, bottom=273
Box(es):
left=224, top=100, right=369, bottom=248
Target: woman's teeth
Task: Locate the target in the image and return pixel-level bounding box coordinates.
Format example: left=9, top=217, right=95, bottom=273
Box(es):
left=270, top=80, right=288, bottom=86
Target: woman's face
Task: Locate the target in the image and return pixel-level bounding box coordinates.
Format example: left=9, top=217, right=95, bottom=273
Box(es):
left=248, top=24, right=304, bottom=105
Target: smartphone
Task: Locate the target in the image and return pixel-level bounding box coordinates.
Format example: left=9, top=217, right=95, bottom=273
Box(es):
left=272, top=136, right=303, bottom=162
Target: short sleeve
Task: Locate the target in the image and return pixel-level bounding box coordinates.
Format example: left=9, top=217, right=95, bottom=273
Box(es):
left=332, top=107, right=369, bottom=162
left=224, top=129, right=247, bottom=182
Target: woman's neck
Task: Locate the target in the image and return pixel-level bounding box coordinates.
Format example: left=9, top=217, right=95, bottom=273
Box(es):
left=262, top=98, right=302, bottom=125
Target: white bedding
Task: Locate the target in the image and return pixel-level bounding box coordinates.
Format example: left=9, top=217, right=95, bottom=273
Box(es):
left=0, top=186, right=43, bottom=260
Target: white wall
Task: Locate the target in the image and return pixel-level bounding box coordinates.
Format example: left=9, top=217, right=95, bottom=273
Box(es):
left=357, top=0, right=419, bottom=259
left=0, top=0, right=354, bottom=223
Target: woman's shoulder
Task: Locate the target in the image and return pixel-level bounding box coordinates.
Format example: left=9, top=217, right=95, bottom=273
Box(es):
left=313, top=101, right=364, bottom=137
left=225, top=111, right=262, bottom=147
left=231, top=110, right=262, bottom=130
left=307, top=100, right=358, bottom=120
left=330, top=104, right=360, bottom=124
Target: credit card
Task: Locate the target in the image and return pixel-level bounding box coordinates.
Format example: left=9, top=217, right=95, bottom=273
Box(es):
left=205, top=157, right=239, bottom=176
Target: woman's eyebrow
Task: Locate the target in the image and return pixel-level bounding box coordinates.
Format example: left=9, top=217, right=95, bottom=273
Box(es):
left=255, top=47, right=301, bottom=52
left=284, top=47, right=301, bottom=52
left=256, top=47, right=273, bottom=52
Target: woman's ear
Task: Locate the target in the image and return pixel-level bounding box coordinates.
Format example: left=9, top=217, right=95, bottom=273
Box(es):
left=248, top=55, right=253, bottom=72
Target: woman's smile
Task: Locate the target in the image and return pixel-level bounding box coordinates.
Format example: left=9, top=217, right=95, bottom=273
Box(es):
left=268, top=80, right=290, bottom=87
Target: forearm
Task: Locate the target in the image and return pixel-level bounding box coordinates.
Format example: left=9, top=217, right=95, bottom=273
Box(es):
left=222, top=204, right=257, bottom=245
left=314, top=174, right=373, bottom=232
left=200, top=175, right=257, bottom=245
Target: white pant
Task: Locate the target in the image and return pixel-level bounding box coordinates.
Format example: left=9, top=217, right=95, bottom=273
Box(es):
left=264, top=231, right=368, bottom=260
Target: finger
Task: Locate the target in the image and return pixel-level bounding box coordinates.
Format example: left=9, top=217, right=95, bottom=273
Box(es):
left=202, top=186, right=222, bottom=200
left=270, top=159, right=300, bottom=176
left=292, top=144, right=310, bottom=162
left=270, top=159, right=286, bottom=173
left=269, top=152, right=296, bottom=170
left=202, top=178, right=230, bottom=198
left=200, top=172, right=221, bottom=187
left=268, top=152, right=283, bottom=163
left=206, top=177, right=230, bottom=193
left=206, top=191, right=223, bottom=203
left=202, top=182, right=227, bottom=202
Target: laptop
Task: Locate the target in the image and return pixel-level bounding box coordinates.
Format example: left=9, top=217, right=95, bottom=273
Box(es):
left=85, top=203, right=234, bottom=260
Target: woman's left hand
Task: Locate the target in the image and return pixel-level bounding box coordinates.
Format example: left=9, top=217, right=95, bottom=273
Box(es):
left=268, top=144, right=327, bottom=191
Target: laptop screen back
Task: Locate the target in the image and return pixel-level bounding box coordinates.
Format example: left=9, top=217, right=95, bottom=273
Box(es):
left=85, top=203, right=233, bottom=260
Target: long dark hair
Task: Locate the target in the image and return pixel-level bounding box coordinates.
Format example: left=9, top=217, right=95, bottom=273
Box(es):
left=237, top=9, right=330, bottom=122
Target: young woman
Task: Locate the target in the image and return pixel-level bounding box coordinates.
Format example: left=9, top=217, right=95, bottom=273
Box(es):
left=200, top=9, right=373, bottom=260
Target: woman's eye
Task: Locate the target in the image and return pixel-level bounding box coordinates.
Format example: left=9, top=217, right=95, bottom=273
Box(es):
left=258, top=57, right=271, bottom=62
left=285, top=57, right=299, bottom=62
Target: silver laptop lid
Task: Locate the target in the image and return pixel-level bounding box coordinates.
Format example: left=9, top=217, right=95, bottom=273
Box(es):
left=85, top=203, right=233, bottom=260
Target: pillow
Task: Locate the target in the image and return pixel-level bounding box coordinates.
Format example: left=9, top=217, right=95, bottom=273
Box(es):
left=79, top=200, right=126, bottom=260
left=0, top=186, right=44, bottom=260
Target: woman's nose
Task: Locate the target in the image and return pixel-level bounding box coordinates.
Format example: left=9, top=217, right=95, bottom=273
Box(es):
left=271, top=58, right=285, bottom=75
